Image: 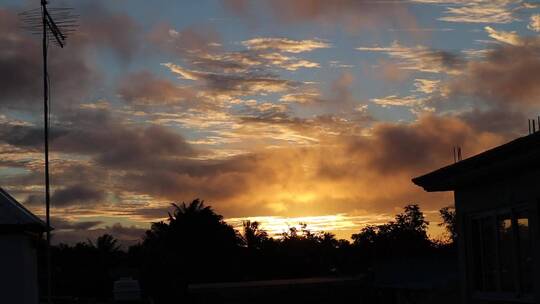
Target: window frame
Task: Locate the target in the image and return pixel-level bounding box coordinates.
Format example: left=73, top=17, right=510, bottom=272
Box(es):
left=468, top=204, right=534, bottom=303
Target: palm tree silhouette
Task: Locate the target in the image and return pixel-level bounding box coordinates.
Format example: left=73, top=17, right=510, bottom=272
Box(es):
left=89, top=234, right=120, bottom=254
left=242, top=220, right=268, bottom=250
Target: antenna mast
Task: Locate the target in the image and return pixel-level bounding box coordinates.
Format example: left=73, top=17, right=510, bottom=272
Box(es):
left=20, top=2, right=77, bottom=303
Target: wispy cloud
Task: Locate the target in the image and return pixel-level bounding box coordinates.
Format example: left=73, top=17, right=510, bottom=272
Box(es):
left=226, top=213, right=393, bottom=238
left=371, top=95, right=427, bottom=108
left=412, top=0, right=524, bottom=24
left=414, top=79, right=441, bottom=94
left=485, top=26, right=524, bottom=45
left=163, top=62, right=299, bottom=96
left=357, top=42, right=464, bottom=74
left=242, top=37, right=330, bottom=53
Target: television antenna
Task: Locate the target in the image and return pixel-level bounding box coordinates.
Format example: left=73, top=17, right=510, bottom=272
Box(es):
left=19, top=1, right=78, bottom=303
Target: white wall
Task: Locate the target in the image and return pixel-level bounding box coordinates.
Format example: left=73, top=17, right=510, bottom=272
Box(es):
left=0, top=233, right=39, bottom=304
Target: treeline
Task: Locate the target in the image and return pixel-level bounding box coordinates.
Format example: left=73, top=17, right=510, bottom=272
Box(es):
left=41, top=199, right=456, bottom=303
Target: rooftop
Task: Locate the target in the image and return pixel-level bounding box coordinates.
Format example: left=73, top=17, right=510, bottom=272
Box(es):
left=413, top=132, right=540, bottom=192
left=0, top=187, right=48, bottom=233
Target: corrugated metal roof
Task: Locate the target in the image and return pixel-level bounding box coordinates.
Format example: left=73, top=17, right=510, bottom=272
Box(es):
left=0, top=187, right=47, bottom=231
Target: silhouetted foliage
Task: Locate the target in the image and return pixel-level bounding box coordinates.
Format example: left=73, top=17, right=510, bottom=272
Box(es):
left=89, top=233, right=121, bottom=254
left=242, top=220, right=268, bottom=250
left=351, top=204, right=433, bottom=260
left=139, top=199, right=243, bottom=302
left=439, top=206, right=457, bottom=243
left=40, top=200, right=457, bottom=303
left=43, top=234, right=125, bottom=300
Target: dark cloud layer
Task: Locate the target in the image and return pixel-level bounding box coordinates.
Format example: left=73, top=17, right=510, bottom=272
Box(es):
left=53, top=217, right=103, bottom=231
left=51, top=184, right=105, bottom=207
left=52, top=109, right=195, bottom=169
left=0, top=9, right=96, bottom=111
left=77, top=2, right=141, bottom=60
left=448, top=41, right=540, bottom=106
left=52, top=223, right=146, bottom=247
left=118, top=71, right=196, bottom=106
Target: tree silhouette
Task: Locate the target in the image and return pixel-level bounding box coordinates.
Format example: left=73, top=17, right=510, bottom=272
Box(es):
left=351, top=204, right=432, bottom=261
left=438, top=206, right=457, bottom=244
left=139, top=199, right=242, bottom=302
left=88, top=233, right=120, bottom=254
left=47, top=234, right=125, bottom=299
left=242, top=220, right=268, bottom=250
left=39, top=200, right=458, bottom=303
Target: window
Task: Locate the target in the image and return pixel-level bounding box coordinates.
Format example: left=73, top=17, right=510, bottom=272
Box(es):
left=470, top=207, right=533, bottom=300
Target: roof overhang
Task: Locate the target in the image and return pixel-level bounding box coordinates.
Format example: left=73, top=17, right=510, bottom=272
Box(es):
left=413, top=133, right=540, bottom=192
left=0, top=188, right=49, bottom=231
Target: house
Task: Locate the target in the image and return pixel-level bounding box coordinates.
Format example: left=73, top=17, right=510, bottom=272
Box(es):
left=0, top=188, right=48, bottom=304
left=413, top=133, right=540, bottom=303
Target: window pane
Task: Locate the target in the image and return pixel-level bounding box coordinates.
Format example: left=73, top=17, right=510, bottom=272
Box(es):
left=472, top=217, right=498, bottom=292
left=517, top=211, right=533, bottom=294
left=481, top=217, right=497, bottom=291
left=472, top=219, right=483, bottom=291
left=497, top=214, right=515, bottom=292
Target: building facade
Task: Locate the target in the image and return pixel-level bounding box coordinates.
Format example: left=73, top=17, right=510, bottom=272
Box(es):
left=413, top=133, right=540, bottom=303
left=0, top=188, right=47, bottom=304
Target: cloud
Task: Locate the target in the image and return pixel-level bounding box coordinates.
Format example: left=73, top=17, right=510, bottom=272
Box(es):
left=485, top=26, right=523, bottom=46
left=148, top=23, right=223, bottom=59
left=150, top=29, right=327, bottom=118
left=370, top=95, right=427, bottom=108
left=0, top=3, right=142, bottom=112
left=446, top=41, right=540, bottom=106
left=163, top=62, right=300, bottom=97
left=224, top=0, right=418, bottom=33
left=412, top=0, right=523, bottom=24
left=357, top=42, right=464, bottom=74
left=458, top=108, right=526, bottom=136
left=414, top=79, right=440, bottom=94
left=280, top=93, right=322, bottom=104
left=242, top=38, right=330, bottom=53
left=0, top=107, right=196, bottom=175
left=528, top=14, right=540, bottom=32
left=151, top=24, right=326, bottom=72
left=371, top=59, right=412, bottom=83
left=0, top=9, right=97, bottom=111
left=117, top=71, right=197, bottom=106
left=52, top=218, right=103, bottom=231
left=76, top=2, right=141, bottom=60
left=108, top=104, right=514, bottom=221
left=5, top=1, right=538, bottom=243
left=1, top=103, right=519, bottom=240
left=352, top=114, right=504, bottom=174
left=51, top=184, right=106, bottom=207
left=59, top=121, right=195, bottom=170
left=52, top=223, right=146, bottom=247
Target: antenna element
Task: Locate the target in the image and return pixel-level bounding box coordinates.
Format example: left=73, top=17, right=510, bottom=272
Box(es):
left=19, top=2, right=78, bottom=303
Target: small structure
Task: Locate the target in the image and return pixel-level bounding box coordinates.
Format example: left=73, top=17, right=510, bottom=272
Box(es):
left=413, top=133, right=539, bottom=303
left=114, top=277, right=142, bottom=302
left=0, top=188, right=47, bottom=304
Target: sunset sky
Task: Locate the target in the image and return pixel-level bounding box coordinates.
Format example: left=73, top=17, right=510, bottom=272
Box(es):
left=2, top=0, right=540, bottom=243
